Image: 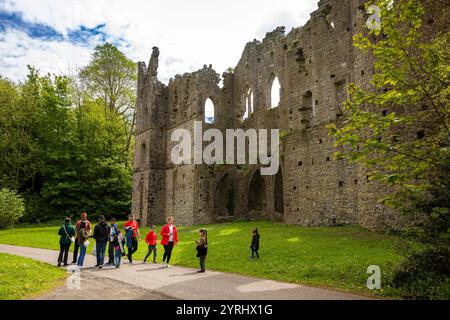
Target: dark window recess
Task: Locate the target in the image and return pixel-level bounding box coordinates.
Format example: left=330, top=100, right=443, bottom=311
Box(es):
left=339, top=181, right=344, bottom=187
left=382, top=110, right=387, bottom=116
left=326, top=157, right=330, bottom=162
left=354, top=179, right=358, bottom=184
left=293, top=186, right=297, bottom=191
left=319, top=138, right=323, bottom=144
left=417, top=130, right=425, bottom=139
left=298, top=161, right=303, bottom=166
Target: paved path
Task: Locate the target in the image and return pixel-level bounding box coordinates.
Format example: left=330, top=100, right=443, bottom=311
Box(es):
left=0, top=244, right=371, bottom=300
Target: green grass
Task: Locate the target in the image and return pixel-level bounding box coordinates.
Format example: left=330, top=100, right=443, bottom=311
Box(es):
left=0, top=220, right=405, bottom=297
left=0, top=253, right=66, bottom=300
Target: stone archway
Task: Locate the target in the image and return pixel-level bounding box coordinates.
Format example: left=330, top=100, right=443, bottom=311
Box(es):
left=248, top=169, right=266, bottom=212
left=274, top=168, right=284, bottom=214
left=214, top=174, right=235, bottom=216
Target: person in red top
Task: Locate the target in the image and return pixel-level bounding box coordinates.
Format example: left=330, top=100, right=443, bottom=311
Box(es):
left=160, top=216, right=178, bottom=268
left=124, top=214, right=141, bottom=264
left=143, top=225, right=158, bottom=264
left=72, top=212, right=92, bottom=264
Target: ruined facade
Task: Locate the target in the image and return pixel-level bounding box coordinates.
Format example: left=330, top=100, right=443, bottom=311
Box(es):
left=132, top=0, right=398, bottom=229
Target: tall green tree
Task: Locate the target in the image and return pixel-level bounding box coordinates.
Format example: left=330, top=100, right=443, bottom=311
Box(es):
left=79, top=43, right=137, bottom=165
left=329, top=0, right=449, bottom=245
left=328, top=0, right=449, bottom=298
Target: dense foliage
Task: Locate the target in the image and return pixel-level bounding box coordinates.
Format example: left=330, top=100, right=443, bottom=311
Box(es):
left=328, top=0, right=449, bottom=298
left=0, top=188, right=25, bottom=228
left=0, top=44, right=136, bottom=223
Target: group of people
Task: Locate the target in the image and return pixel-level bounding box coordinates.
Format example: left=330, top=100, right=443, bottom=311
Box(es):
left=58, top=212, right=260, bottom=273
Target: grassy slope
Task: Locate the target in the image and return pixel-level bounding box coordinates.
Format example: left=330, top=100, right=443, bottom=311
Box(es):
left=0, top=220, right=403, bottom=296
left=0, top=253, right=66, bottom=300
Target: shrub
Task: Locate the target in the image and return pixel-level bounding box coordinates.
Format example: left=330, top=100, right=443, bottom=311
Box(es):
left=390, top=248, right=450, bottom=299
left=0, top=188, right=25, bottom=229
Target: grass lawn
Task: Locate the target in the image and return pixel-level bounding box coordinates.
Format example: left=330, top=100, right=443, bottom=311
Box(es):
left=0, top=220, right=405, bottom=297
left=0, top=253, right=66, bottom=300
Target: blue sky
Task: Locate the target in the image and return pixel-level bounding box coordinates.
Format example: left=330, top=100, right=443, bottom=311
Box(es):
left=0, top=0, right=318, bottom=83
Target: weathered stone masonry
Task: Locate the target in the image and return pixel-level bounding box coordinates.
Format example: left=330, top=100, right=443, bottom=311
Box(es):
left=132, top=0, right=401, bottom=229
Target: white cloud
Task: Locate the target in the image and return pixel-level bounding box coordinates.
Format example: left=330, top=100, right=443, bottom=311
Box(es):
left=0, top=0, right=319, bottom=83
left=0, top=28, right=92, bottom=81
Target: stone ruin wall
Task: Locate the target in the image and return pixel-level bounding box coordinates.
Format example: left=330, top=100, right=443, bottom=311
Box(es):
left=132, top=0, right=405, bottom=229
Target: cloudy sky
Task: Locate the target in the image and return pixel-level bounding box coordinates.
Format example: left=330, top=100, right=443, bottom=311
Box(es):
left=0, top=0, right=318, bottom=84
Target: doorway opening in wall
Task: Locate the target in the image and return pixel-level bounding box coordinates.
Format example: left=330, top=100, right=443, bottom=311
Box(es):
left=274, top=168, right=284, bottom=214
left=243, top=88, right=253, bottom=120
left=214, top=174, right=235, bottom=217
left=270, top=74, right=281, bottom=108
left=248, top=169, right=266, bottom=212
left=205, top=98, right=215, bottom=124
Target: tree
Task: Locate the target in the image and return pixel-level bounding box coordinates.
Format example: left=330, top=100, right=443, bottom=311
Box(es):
left=0, top=188, right=25, bottom=229
left=79, top=43, right=137, bottom=165
left=328, top=0, right=449, bottom=298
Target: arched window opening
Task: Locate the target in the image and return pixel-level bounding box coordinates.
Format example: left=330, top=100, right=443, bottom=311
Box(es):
left=270, top=76, right=281, bottom=108
left=243, top=88, right=253, bottom=120
left=204, top=98, right=215, bottom=124
left=214, top=174, right=235, bottom=217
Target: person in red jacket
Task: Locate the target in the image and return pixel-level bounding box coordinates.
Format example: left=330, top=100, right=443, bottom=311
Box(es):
left=144, top=225, right=158, bottom=263
left=160, top=216, right=178, bottom=268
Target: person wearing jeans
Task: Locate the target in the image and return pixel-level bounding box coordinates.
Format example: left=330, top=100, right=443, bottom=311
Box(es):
left=124, top=214, right=140, bottom=264
left=106, top=218, right=118, bottom=266
left=72, top=212, right=91, bottom=264
left=144, top=225, right=158, bottom=263
left=76, top=221, right=91, bottom=267
left=93, top=215, right=109, bottom=269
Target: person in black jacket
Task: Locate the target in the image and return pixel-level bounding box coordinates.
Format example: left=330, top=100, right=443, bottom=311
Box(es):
left=195, top=229, right=208, bottom=273
left=250, top=228, right=260, bottom=259
left=93, top=215, right=109, bottom=269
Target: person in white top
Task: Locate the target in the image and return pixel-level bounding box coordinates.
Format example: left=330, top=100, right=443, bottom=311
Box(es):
left=160, top=216, right=178, bottom=268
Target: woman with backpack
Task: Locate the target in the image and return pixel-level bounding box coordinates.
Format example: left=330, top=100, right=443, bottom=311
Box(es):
left=57, top=218, right=76, bottom=267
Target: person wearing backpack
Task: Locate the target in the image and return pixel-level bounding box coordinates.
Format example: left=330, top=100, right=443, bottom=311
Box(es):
left=124, top=214, right=140, bottom=264
left=93, top=215, right=109, bottom=269
left=72, top=211, right=91, bottom=264
left=57, top=218, right=76, bottom=267
left=76, top=221, right=92, bottom=267
left=112, top=228, right=125, bottom=268
left=106, top=218, right=119, bottom=266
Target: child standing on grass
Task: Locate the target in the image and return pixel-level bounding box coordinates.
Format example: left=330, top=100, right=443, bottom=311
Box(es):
left=196, top=229, right=208, bottom=273
left=250, top=228, right=260, bottom=259
left=144, top=225, right=158, bottom=263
